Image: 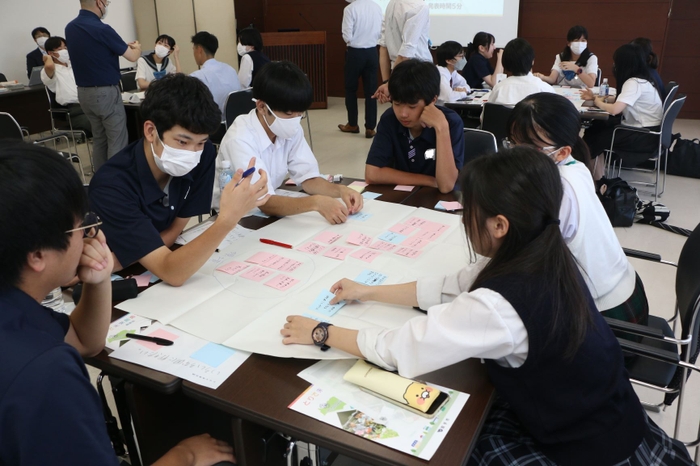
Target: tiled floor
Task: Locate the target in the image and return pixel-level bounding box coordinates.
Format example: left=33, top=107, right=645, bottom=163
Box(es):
left=60, top=97, right=700, bottom=462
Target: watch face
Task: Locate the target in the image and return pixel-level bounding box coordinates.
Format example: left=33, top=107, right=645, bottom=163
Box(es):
left=313, top=327, right=325, bottom=343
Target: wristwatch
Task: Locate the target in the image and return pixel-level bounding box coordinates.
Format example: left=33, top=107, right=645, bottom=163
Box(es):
left=312, top=322, right=333, bottom=351
left=576, top=67, right=583, bottom=75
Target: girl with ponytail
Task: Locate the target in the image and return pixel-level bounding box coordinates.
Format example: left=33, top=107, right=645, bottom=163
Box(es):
left=462, top=31, right=503, bottom=89
left=280, top=146, right=693, bottom=465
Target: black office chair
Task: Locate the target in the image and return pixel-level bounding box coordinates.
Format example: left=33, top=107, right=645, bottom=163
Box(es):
left=0, top=73, right=6, bottom=82
left=595, top=68, right=602, bottom=87
left=607, top=222, right=700, bottom=462
left=481, top=103, right=513, bottom=150
left=663, top=81, right=679, bottom=113
left=120, top=71, right=138, bottom=93
left=0, top=112, right=25, bottom=140
left=605, top=94, right=686, bottom=200
left=463, top=128, right=497, bottom=164
left=224, top=88, right=256, bottom=129
left=45, top=87, right=93, bottom=175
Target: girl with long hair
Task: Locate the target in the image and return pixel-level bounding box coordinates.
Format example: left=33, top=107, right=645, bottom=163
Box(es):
left=535, top=25, right=598, bottom=88
left=462, top=31, right=504, bottom=89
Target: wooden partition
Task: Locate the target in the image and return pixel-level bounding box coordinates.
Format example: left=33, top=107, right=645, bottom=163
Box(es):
left=261, top=31, right=328, bottom=109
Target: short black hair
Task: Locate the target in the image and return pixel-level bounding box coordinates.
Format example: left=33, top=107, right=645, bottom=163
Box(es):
left=631, top=37, right=658, bottom=69
left=31, top=27, right=50, bottom=39
left=239, top=27, right=263, bottom=51
left=155, top=34, right=176, bottom=49
left=502, top=38, right=535, bottom=76
left=436, top=41, right=464, bottom=67
left=191, top=31, right=218, bottom=56
left=252, top=61, right=313, bottom=113
left=388, top=59, right=440, bottom=105
left=0, top=142, right=86, bottom=289
left=140, top=73, right=222, bottom=136
left=44, top=36, right=66, bottom=53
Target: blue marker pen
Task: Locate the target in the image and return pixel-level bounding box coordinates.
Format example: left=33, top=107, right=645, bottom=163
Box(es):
left=235, top=167, right=256, bottom=187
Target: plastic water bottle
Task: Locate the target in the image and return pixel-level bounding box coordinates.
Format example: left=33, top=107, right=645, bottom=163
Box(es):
left=42, top=287, right=65, bottom=313
left=599, top=78, right=609, bottom=97
left=219, top=161, right=234, bottom=193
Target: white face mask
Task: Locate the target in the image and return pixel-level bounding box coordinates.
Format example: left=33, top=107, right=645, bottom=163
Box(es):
left=262, top=103, right=302, bottom=140
left=570, top=42, right=587, bottom=55
left=151, top=132, right=203, bottom=177
left=237, top=43, right=251, bottom=56
left=36, top=37, right=48, bottom=49
left=453, top=57, right=467, bottom=71
left=154, top=44, right=170, bottom=59
left=57, top=49, right=70, bottom=63
left=98, top=0, right=109, bottom=19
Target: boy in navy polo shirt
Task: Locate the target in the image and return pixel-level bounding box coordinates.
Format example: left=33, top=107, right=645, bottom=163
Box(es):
left=365, top=59, right=465, bottom=193
left=0, top=142, right=235, bottom=465
left=90, top=74, right=269, bottom=287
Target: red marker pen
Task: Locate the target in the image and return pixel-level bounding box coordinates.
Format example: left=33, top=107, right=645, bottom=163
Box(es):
left=260, top=238, right=293, bottom=249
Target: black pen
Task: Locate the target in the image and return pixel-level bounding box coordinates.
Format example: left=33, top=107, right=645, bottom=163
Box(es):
left=125, top=333, right=174, bottom=346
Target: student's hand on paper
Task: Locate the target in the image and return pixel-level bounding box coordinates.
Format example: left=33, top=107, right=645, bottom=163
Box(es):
left=372, top=83, right=391, bottom=103
left=419, top=103, right=448, bottom=131
left=218, top=157, right=270, bottom=228
left=314, top=195, right=349, bottom=224
left=329, top=278, right=369, bottom=304
left=340, top=186, right=363, bottom=215
left=163, top=433, right=235, bottom=466
left=78, top=230, right=114, bottom=285
left=281, top=315, right=318, bottom=345
left=580, top=88, right=595, bottom=101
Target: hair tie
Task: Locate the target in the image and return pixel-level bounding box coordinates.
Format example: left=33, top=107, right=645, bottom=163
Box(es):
left=545, top=218, right=561, bottom=226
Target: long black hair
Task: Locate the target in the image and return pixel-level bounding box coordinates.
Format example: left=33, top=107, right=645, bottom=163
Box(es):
left=631, top=37, right=658, bottom=69
left=612, top=44, right=652, bottom=91
left=507, top=92, right=591, bottom=166
left=461, top=147, right=592, bottom=359
left=559, top=25, right=593, bottom=67
left=465, top=32, right=494, bottom=59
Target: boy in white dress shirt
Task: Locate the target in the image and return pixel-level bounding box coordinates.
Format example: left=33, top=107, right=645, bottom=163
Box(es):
left=436, top=40, right=470, bottom=104
left=215, top=61, right=364, bottom=225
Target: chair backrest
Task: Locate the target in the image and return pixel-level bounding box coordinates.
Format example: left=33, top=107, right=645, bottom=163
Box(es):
left=0, top=112, right=23, bottom=140
left=481, top=103, right=513, bottom=150
left=0, top=73, right=6, bottom=82
left=463, top=128, right=497, bottom=164
left=224, top=88, right=256, bottom=129
left=663, top=82, right=679, bottom=113
left=676, top=222, right=700, bottom=360
left=120, top=71, right=138, bottom=92
left=595, top=68, right=602, bottom=87
left=660, top=94, right=686, bottom=149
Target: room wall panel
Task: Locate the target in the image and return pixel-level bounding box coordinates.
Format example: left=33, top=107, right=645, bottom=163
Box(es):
left=194, top=0, right=239, bottom=70
left=155, top=0, right=199, bottom=74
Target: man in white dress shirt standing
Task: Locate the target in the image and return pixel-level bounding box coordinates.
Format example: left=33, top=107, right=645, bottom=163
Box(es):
left=338, top=0, right=383, bottom=139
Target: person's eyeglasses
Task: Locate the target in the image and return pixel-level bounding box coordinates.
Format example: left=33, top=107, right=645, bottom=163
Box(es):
left=65, top=212, right=102, bottom=238
left=502, top=138, right=561, bottom=157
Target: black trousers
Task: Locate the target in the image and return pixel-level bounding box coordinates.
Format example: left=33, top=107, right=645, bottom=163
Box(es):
left=344, top=47, right=379, bottom=129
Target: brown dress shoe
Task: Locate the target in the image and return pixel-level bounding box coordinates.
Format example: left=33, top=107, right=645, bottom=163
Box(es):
left=365, top=129, right=376, bottom=139
left=338, top=123, right=360, bottom=133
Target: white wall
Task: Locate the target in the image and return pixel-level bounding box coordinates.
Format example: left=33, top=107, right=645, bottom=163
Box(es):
left=0, top=0, right=137, bottom=84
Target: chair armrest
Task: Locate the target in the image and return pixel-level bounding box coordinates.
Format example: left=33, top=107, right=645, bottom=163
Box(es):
left=623, top=247, right=662, bottom=262
left=613, top=125, right=659, bottom=136
left=618, top=339, right=680, bottom=365
left=34, top=132, right=71, bottom=144
left=48, top=108, right=69, bottom=114
left=604, top=317, right=667, bottom=339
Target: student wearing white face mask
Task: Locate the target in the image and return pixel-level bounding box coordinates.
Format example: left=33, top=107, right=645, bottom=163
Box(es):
left=89, top=74, right=270, bottom=287
left=236, top=27, right=270, bottom=88
left=26, top=27, right=51, bottom=79
left=136, top=35, right=181, bottom=90
left=215, top=61, right=364, bottom=225
left=436, top=41, right=470, bottom=104
left=535, top=25, right=598, bottom=89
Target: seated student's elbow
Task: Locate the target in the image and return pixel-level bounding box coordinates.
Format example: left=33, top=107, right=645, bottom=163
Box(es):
left=364, top=164, right=380, bottom=184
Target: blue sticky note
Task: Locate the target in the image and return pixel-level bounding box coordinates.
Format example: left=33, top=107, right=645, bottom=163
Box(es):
left=309, top=289, right=347, bottom=316
left=355, top=270, right=387, bottom=286
left=190, top=342, right=236, bottom=368
left=303, top=313, right=330, bottom=323
left=349, top=212, right=372, bottom=222
left=362, top=191, right=382, bottom=200
left=377, top=231, right=408, bottom=244
left=434, top=202, right=447, bottom=211
left=110, top=274, right=124, bottom=281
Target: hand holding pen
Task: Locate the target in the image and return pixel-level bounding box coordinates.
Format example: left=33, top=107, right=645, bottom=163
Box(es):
left=218, top=157, right=271, bottom=229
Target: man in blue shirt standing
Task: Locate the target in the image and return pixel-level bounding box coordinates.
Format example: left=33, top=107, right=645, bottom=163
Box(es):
left=66, top=0, right=142, bottom=170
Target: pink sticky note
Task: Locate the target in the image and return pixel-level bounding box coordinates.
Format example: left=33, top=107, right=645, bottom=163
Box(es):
left=349, top=181, right=368, bottom=188
left=395, top=247, right=422, bottom=258
left=135, top=328, right=180, bottom=351
left=350, top=248, right=381, bottom=263
left=420, top=221, right=450, bottom=233
left=323, top=246, right=354, bottom=260
left=240, top=266, right=275, bottom=282
left=415, top=227, right=448, bottom=242
left=394, top=185, right=415, bottom=192
left=246, top=251, right=277, bottom=264
left=264, top=274, right=300, bottom=291
left=401, top=236, right=431, bottom=250
left=404, top=217, right=428, bottom=227
left=298, top=242, right=327, bottom=255
left=440, top=201, right=463, bottom=211
left=346, top=231, right=373, bottom=247
left=133, top=273, right=151, bottom=287
left=314, top=231, right=343, bottom=244
left=369, top=240, right=396, bottom=252
left=265, top=256, right=302, bottom=272
left=216, top=261, right=250, bottom=275
left=389, top=223, right=417, bottom=235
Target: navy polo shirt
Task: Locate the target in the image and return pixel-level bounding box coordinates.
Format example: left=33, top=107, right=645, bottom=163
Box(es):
left=366, top=106, right=465, bottom=179
left=464, top=53, right=494, bottom=89
left=89, top=139, right=216, bottom=267
left=65, top=9, right=128, bottom=87
left=0, top=287, right=118, bottom=465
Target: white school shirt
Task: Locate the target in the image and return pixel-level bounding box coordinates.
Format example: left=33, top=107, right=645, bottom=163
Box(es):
left=437, top=65, right=469, bottom=103
left=487, top=73, right=556, bottom=107
left=213, top=108, right=322, bottom=209
left=379, top=0, right=432, bottom=65
left=342, top=0, right=383, bottom=48
left=357, top=258, right=530, bottom=379
left=238, top=53, right=254, bottom=88
left=135, top=56, right=176, bottom=84
left=190, top=58, right=242, bottom=120
left=40, top=63, right=79, bottom=106
left=616, top=78, right=663, bottom=128
left=551, top=54, right=598, bottom=88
